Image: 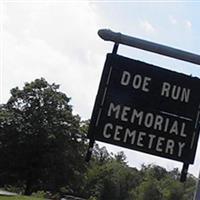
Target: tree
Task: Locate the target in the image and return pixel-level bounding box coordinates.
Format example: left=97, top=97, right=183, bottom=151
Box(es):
left=114, top=151, right=127, bottom=165
left=141, top=164, right=168, bottom=181
left=85, top=147, right=142, bottom=200
left=161, top=176, right=184, bottom=200
left=92, top=143, right=111, bottom=165
left=0, top=78, right=87, bottom=195
left=0, top=78, right=197, bottom=199
left=135, top=178, right=162, bottom=200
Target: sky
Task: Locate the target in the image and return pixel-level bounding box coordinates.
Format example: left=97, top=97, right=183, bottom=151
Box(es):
left=1, top=0, right=200, bottom=177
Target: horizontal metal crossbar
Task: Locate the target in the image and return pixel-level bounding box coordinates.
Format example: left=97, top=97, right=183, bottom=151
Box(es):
left=98, top=29, right=200, bottom=66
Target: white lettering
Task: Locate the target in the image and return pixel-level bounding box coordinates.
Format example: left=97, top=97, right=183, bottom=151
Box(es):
left=161, top=82, right=191, bottom=103
left=103, top=123, right=113, bottom=138
left=178, top=142, right=185, bottom=157
left=123, top=129, right=136, bottom=144
left=121, top=106, right=131, bottom=122
left=121, top=71, right=131, bottom=86
left=172, top=85, right=181, bottom=100
left=156, top=137, right=165, bottom=152
left=144, top=113, right=154, bottom=128
left=131, top=109, right=143, bottom=125
left=148, top=134, right=156, bottom=149
left=154, top=115, right=163, bottom=130
left=114, top=125, right=123, bottom=141
left=137, top=131, right=146, bottom=147
left=132, top=74, right=142, bottom=89
left=161, top=82, right=171, bottom=97
left=180, top=123, right=186, bottom=137
left=142, top=77, right=151, bottom=92
left=181, top=88, right=190, bottom=103
left=164, top=118, right=170, bottom=132
left=107, top=103, right=120, bottom=119
left=165, top=140, right=175, bottom=155
left=170, top=121, right=179, bottom=135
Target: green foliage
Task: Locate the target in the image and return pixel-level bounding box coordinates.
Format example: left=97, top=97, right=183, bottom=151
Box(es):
left=84, top=157, right=196, bottom=200
left=135, top=178, right=162, bottom=200
left=4, top=184, right=25, bottom=194
left=92, top=144, right=111, bottom=165
left=182, top=175, right=196, bottom=200
left=0, top=78, right=87, bottom=195
left=114, top=151, right=127, bottom=164
left=161, top=176, right=182, bottom=200
left=84, top=146, right=143, bottom=200
left=0, top=196, right=44, bottom=200
left=141, top=164, right=168, bottom=181
left=31, top=191, right=49, bottom=198
left=160, top=173, right=196, bottom=200
left=0, top=78, right=197, bottom=200
left=88, top=196, right=97, bottom=200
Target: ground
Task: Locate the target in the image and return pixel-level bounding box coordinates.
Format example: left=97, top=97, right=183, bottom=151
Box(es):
left=0, top=195, right=44, bottom=200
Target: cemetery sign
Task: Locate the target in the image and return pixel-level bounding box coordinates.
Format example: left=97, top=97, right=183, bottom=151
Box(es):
left=88, top=53, right=200, bottom=164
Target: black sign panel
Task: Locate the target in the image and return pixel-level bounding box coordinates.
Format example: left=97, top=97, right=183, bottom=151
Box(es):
left=88, top=53, right=200, bottom=164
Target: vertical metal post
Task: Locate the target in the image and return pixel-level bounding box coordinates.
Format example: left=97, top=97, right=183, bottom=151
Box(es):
left=112, top=43, right=119, bottom=54
left=180, top=163, right=189, bottom=182
left=85, top=139, right=95, bottom=162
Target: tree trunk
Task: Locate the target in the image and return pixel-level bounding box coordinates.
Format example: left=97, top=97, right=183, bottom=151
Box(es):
left=24, top=171, right=33, bottom=195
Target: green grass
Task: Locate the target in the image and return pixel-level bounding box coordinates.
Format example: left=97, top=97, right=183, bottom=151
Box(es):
left=0, top=195, right=45, bottom=200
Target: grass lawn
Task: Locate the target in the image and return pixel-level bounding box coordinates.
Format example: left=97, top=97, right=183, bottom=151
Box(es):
left=0, top=195, right=45, bottom=200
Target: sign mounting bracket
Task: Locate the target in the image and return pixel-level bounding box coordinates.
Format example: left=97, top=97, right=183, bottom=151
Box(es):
left=98, top=29, right=200, bottom=66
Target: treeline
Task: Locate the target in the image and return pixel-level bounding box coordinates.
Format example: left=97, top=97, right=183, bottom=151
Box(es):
left=86, top=147, right=196, bottom=200
left=0, top=78, right=197, bottom=200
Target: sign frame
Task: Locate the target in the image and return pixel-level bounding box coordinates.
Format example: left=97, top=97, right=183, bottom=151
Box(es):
left=86, top=30, right=200, bottom=182
left=88, top=52, right=200, bottom=164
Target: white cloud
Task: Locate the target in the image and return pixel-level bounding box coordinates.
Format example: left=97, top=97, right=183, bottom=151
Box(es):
left=140, top=20, right=156, bottom=34
left=184, top=19, right=192, bottom=30
left=3, top=1, right=110, bottom=119
left=169, top=15, right=192, bottom=31
left=169, top=15, right=177, bottom=25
